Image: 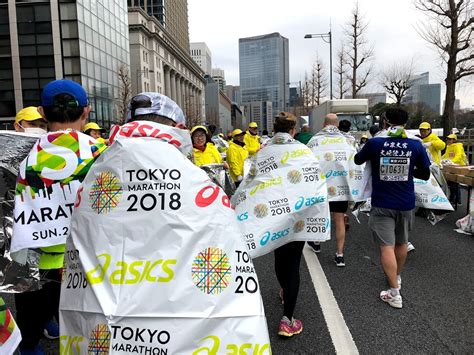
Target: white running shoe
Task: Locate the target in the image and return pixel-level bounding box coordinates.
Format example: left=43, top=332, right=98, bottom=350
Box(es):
left=380, top=289, right=403, bottom=309
left=407, top=242, right=415, bottom=252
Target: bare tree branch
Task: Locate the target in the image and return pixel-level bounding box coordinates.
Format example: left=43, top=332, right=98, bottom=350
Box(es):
left=380, top=60, right=416, bottom=106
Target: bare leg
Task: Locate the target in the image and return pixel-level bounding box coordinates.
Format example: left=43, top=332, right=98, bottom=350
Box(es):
left=380, top=245, right=398, bottom=288
left=333, top=212, right=345, bottom=255
left=395, top=243, right=408, bottom=276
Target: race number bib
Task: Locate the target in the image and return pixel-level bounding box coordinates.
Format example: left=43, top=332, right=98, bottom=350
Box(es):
left=379, top=157, right=410, bottom=181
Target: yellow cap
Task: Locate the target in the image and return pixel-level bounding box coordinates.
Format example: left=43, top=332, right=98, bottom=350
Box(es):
left=249, top=122, right=258, bottom=128
left=15, top=107, right=44, bottom=124
left=361, top=134, right=368, bottom=139
left=190, top=125, right=208, bottom=135
left=218, top=133, right=224, bottom=138
left=232, top=129, right=245, bottom=137
left=419, top=122, right=431, bottom=130
left=83, top=122, right=104, bottom=132
left=447, top=134, right=457, bottom=140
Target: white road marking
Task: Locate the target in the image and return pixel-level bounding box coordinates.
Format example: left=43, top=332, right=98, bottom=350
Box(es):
left=303, top=246, right=359, bottom=354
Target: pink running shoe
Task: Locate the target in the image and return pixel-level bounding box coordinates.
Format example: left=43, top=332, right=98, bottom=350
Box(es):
left=380, top=289, right=403, bottom=309
left=278, top=316, right=303, bottom=337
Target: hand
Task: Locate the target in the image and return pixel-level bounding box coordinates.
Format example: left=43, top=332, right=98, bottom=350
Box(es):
left=223, top=162, right=229, bottom=170
left=237, top=175, right=243, bottom=182
left=423, top=142, right=432, bottom=148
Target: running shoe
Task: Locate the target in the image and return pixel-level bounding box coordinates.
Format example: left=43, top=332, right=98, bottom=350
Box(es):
left=43, top=320, right=59, bottom=339
left=278, top=316, right=303, bottom=337
left=307, top=241, right=321, bottom=253
left=380, top=289, right=403, bottom=309
left=407, top=242, right=415, bottom=252
left=334, top=254, right=345, bottom=267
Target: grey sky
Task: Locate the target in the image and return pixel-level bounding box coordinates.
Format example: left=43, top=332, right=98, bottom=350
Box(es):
left=188, top=0, right=473, bottom=108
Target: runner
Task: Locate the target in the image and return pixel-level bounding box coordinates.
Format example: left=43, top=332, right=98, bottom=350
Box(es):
left=11, top=79, right=106, bottom=354
left=354, top=108, right=431, bottom=309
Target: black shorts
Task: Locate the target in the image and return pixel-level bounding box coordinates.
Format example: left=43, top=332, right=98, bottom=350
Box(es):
left=329, top=201, right=349, bottom=213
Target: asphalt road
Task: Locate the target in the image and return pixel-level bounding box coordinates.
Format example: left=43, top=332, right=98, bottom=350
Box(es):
left=4, top=195, right=473, bottom=354
left=256, top=194, right=474, bottom=354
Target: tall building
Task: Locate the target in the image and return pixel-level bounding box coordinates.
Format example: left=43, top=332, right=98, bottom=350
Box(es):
left=239, top=32, right=289, bottom=114
left=356, top=92, right=388, bottom=107
left=127, top=0, right=189, bottom=53
left=211, top=68, right=226, bottom=92
left=204, top=75, right=232, bottom=133
left=225, top=85, right=241, bottom=106
left=0, top=0, right=130, bottom=128
left=246, top=101, right=273, bottom=132
left=128, top=3, right=205, bottom=120
left=403, top=72, right=441, bottom=114
left=190, top=42, right=212, bottom=75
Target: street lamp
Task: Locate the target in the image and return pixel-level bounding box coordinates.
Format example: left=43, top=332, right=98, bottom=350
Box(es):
left=136, top=69, right=154, bottom=94
left=304, top=31, right=333, bottom=99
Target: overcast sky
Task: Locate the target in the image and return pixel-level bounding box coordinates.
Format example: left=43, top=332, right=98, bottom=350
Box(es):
left=188, top=0, right=473, bottom=109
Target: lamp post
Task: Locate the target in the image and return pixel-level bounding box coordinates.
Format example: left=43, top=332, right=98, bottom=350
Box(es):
left=304, top=31, right=333, bottom=99
left=136, top=69, right=154, bottom=94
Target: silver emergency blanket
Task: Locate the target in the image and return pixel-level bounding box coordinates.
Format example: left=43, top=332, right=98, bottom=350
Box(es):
left=59, top=121, right=270, bottom=354
left=308, top=126, right=369, bottom=202
left=200, top=163, right=236, bottom=197
left=232, top=133, right=330, bottom=258
left=0, top=131, right=41, bottom=292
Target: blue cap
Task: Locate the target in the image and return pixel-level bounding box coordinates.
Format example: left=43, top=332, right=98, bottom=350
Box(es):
left=41, top=79, right=89, bottom=107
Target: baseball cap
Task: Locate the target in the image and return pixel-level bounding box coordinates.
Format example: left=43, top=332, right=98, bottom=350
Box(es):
left=447, top=134, right=457, bottom=140
left=275, top=111, right=297, bottom=122
left=41, top=79, right=89, bottom=107
left=128, top=92, right=185, bottom=125
left=15, top=106, right=44, bottom=124
left=249, top=122, right=258, bottom=128
left=232, top=129, right=245, bottom=137
left=361, top=134, right=368, bottom=139
left=190, top=125, right=208, bottom=135
left=419, top=122, right=431, bottom=130
left=83, top=122, right=104, bottom=132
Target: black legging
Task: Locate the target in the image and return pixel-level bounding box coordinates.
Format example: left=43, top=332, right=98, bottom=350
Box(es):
left=274, top=241, right=305, bottom=319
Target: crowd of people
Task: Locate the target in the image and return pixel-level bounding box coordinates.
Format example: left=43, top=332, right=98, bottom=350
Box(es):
left=1, top=78, right=467, bottom=354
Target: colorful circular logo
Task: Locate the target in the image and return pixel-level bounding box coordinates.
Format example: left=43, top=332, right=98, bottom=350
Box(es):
left=287, top=170, right=302, bottom=184
left=328, top=186, right=337, bottom=196
left=324, top=152, right=334, bottom=161
left=254, top=203, right=269, bottom=218
left=88, top=324, right=110, bottom=354
left=89, top=171, right=123, bottom=214
left=192, top=247, right=232, bottom=295
left=293, top=220, right=305, bottom=233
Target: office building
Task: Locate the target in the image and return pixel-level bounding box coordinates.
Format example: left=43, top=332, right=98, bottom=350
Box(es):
left=356, top=92, right=388, bottom=107
left=225, top=85, right=241, bottom=106
left=403, top=72, right=441, bottom=114
left=211, top=68, right=226, bottom=92
left=239, top=32, right=289, bottom=113
left=246, top=101, right=273, bottom=132
left=127, top=0, right=189, bottom=53
left=190, top=42, right=212, bottom=74
left=0, top=0, right=130, bottom=128
left=128, top=3, right=205, bottom=119
left=204, top=76, right=232, bottom=133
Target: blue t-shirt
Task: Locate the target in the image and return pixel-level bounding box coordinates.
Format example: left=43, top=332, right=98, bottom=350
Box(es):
left=354, top=137, right=431, bottom=211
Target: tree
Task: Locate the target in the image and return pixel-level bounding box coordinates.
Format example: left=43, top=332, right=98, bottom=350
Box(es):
left=311, top=56, right=328, bottom=105
left=335, top=42, right=350, bottom=99
left=344, top=2, right=374, bottom=98
left=415, top=0, right=474, bottom=134
left=116, top=65, right=131, bottom=125
left=380, top=60, right=415, bottom=106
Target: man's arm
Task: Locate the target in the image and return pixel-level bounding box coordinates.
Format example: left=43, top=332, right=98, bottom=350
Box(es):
left=413, top=142, right=431, bottom=181
left=431, top=136, right=446, bottom=151
left=354, top=140, right=370, bottom=165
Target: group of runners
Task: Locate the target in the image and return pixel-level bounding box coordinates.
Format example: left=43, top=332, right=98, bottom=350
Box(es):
left=3, top=78, right=459, bottom=354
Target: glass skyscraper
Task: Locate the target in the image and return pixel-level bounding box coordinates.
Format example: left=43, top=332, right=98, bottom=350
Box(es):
left=0, top=0, right=130, bottom=129
left=239, top=32, right=289, bottom=116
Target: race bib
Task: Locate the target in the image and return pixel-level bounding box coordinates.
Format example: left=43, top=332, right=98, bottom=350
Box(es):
left=379, top=157, right=410, bottom=181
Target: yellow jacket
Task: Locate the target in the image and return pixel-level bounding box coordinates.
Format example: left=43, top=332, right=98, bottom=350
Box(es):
left=226, top=140, right=249, bottom=182
left=244, top=132, right=261, bottom=157
left=442, top=143, right=467, bottom=166
left=193, top=143, right=223, bottom=166
left=422, top=133, right=446, bottom=165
